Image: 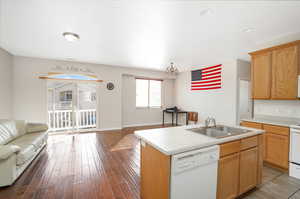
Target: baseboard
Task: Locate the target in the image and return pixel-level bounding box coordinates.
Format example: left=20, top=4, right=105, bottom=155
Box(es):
left=97, top=127, right=122, bottom=131
left=122, top=122, right=172, bottom=128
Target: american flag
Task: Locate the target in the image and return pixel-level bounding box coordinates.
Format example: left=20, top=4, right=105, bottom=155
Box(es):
left=191, top=64, right=222, bottom=91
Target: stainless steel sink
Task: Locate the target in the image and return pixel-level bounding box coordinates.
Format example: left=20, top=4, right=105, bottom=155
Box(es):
left=187, top=125, right=250, bottom=139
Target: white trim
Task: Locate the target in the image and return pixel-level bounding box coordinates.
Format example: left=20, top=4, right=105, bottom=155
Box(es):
left=122, top=122, right=171, bottom=128
left=97, top=127, right=122, bottom=131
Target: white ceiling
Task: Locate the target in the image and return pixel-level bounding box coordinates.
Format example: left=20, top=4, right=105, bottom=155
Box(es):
left=1, top=0, right=300, bottom=71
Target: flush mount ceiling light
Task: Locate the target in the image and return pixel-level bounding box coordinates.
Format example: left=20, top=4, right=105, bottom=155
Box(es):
left=243, top=28, right=255, bottom=33
left=62, top=32, right=80, bottom=42
left=166, top=62, right=179, bottom=74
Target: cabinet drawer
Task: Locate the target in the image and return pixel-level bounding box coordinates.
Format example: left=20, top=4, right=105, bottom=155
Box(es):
left=241, top=121, right=263, bottom=129
left=263, top=124, right=289, bottom=136
left=220, top=140, right=240, bottom=157
left=241, top=136, right=258, bottom=151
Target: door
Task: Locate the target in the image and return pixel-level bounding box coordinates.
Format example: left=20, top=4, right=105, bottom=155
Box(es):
left=47, top=81, right=97, bottom=132
left=271, top=45, right=298, bottom=99
left=239, top=147, right=258, bottom=194
left=217, top=153, right=240, bottom=199
left=251, top=52, right=272, bottom=99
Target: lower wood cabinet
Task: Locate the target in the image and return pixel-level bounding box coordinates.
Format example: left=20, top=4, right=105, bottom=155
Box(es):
left=217, top=136, right=262, bottom=199
left=241, top=121, right=290, bottom=170
left=217, top=153, right=240, bottom=199
left=239, top=147, right=258, bottom=194
left=265, top=132, right=289, bottom=169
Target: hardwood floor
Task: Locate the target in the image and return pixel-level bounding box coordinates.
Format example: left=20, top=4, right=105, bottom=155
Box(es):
left=1, top=125, right=300, bottom=199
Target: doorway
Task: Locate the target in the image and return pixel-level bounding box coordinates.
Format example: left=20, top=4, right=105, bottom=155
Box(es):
left=47, top=81, right=97, bottom=132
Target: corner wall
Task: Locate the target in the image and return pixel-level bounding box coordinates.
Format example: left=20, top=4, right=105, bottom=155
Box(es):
left=0, top=47, right=13, bottom=119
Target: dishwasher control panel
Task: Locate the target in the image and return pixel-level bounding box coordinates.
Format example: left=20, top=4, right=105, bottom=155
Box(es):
left=172, top=145, right=220, bottom=174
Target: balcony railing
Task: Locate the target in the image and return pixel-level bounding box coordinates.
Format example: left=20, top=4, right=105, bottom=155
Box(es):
left=48, top=109, right=97, bottom=131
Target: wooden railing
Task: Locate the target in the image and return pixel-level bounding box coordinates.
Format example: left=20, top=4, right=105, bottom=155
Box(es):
left=48, top=109, right=96, bottom=131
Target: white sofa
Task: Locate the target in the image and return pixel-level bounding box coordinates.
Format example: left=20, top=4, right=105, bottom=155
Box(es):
left=0, top=120, right=48, bottom=187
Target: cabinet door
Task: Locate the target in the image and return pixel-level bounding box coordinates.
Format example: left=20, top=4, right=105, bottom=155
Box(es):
left=265, top=132, right=289, bottom=169
left=251, top=52, right=272, bottom=99
left=239, top=147, right=258, bottom=194
left=271, top=45, right=299, bottom=99
left=217, top=153, right=240, bottom=199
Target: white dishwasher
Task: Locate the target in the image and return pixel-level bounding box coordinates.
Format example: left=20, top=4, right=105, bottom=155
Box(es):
left=170, top=145, right=220, bottom=199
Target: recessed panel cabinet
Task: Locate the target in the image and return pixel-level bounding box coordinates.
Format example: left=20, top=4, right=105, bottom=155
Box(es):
left=241, top=121, right=290, bottom=170
left=250, top=41, right=300, bottom=100
left=251, top=52, right=272, bottom=99
left=272, top=45, right=298, bottom=99
left=217, top=135, right=262, bottom=199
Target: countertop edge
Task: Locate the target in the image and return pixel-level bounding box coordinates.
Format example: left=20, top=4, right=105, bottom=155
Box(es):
left=135, top=128, right=264, bottom=156
left=241, top=118, right=295, bottom=127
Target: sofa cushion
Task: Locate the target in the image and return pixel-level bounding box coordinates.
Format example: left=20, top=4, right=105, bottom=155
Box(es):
left=9, top=132, right=48, bottom=165
left=0, top=120, right=19, bottom=145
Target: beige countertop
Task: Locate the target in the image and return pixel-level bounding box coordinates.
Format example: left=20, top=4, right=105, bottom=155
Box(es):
left=134, top=124, right=264, bottom=155
left=241, top=115, right=300, bottom=127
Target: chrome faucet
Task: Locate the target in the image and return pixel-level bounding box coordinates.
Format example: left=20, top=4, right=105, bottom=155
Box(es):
left=205, top=117, right=216, bottom=128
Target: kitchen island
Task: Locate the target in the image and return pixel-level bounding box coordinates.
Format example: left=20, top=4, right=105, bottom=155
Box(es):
left=135, top=124, right=264, bottom=199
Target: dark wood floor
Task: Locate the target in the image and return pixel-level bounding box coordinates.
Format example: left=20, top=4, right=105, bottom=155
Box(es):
left=1, top=124, right=300, bottom=199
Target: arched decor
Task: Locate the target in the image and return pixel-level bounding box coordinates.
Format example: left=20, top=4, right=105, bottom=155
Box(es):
left=39, top=72, right=103, bottom=82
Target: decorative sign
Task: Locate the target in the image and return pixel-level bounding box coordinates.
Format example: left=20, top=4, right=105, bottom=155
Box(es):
left=51, top=64, right=95, bottom=74
left=191, top=64, right=222, bottom=91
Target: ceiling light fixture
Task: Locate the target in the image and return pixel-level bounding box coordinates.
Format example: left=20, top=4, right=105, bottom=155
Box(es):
left=166, top=62, right=179, bottom=74
left=62, top=32, right=80, bottom=42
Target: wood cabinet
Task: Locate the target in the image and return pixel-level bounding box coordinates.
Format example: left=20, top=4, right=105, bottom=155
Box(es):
left=249, top=40, right=300, bottom=100
left=241, top=121, right=290, bottom=170
left=217, top=153, right=240, bottom=199
left=265, top=131, right=289, bottom=169
left=217, top=135, right=262, bottom=199
left=251, top=52, right=272, bottom=99
left=239, top=147, right=258, bottom=194
left=271, top=45, right=299, bottom=99
left=141, top=143, right=170, bottom=199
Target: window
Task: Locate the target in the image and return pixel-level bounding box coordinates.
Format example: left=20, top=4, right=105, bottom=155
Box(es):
left=136, top=79, right=162, bottom=108
left=59, top=91, right=72, bottom=101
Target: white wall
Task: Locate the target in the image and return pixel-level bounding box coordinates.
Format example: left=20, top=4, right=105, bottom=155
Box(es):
left=254, top=100, right=300, bottom=118
left=0, top=47, right=13, bottom=119
left=122, top=75, right=174, bottom=127
left=12, top=56, right=174, bottom=130
left=174, top=61, right=239, bottom=125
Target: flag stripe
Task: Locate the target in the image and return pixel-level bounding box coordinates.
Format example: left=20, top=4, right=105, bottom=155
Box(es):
left=201, top=64, right=222, bottom=71
left=191, top=86, right=221, bottom=90
left=191, top=79, right=221, bottom=84
left=191, top=83, right=221, bottom=87
left=202, top=71, right=221, bottom=78
left=200, top=75, right=221, bottom=81
left=201, top=67, right=221, bottom=74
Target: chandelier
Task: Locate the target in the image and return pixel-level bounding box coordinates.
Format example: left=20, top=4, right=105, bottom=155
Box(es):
left=166, top=62, right=179, bottom=74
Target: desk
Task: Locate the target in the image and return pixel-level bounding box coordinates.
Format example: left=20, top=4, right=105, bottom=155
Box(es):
left=162, top=110, right=188, bottom=126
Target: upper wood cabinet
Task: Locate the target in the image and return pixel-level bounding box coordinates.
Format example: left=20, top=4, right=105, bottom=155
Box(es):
left=249, top=40, right=300, bottom=100
left=251, top=52, right=272, bottom=99
left=272, top=46, right=298, bottom=99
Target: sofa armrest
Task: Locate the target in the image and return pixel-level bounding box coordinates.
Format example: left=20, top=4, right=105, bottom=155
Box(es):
left=26, top=123, right=49, bottom=133
left=0, top=145, right=21, bottom=160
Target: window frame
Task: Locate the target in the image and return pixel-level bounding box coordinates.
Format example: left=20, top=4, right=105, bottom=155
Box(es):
left=135, top=77, right=163, bottom=109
